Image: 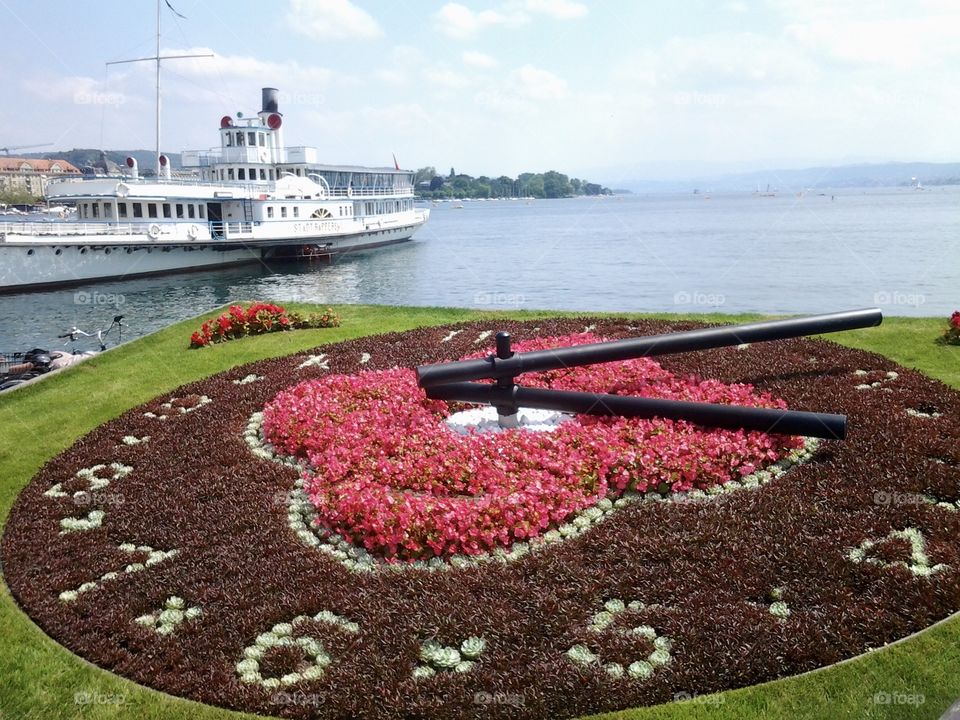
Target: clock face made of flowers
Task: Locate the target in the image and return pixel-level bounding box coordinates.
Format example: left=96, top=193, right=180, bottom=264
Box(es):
left=3, top=318, right=959, bottom=719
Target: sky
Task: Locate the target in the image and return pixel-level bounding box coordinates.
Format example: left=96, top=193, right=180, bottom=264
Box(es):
left=1, top=0, right=958, bottom=183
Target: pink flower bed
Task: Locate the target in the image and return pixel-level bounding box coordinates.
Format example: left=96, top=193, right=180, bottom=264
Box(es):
left=262, top=334, right=803, bottom=561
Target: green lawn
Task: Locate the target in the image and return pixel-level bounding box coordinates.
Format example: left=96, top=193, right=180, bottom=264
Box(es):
left=1, top=304, right=957, bottom=720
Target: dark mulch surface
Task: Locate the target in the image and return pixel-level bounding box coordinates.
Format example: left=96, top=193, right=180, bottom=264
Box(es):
left=3, top=318, right=960, bottom=720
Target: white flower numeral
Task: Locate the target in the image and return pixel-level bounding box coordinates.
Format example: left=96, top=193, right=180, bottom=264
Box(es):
left=236, top=611, right=359, bottom=689
left=297, top=354, right=329, bottom=370
left=135, top=596, right=201, bottom=636
left=144, top=395, right=212, bottom=420
left=847, top=527, right=949, bottom=577
left=567, top=599, right=673, bottom=680
left=58, top=544, right=178, bottom=603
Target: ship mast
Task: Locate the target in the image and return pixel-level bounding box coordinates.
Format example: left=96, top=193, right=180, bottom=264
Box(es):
left=107, top=0, right=212, bottom=176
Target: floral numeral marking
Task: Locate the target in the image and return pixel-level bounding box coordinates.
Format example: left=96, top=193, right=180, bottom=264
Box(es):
left=847, top=528, right=949, bottom=577
left=853, top=369, right=898, bottom=391
left=359, top=352, right=371, bottom=364
left=566, top=599, right=673, bottom=680
left=58, top=544, right=178, bottom=603
left=45, top=463, right=132, bottom=534
left=232, top=374, right=264, bottom=385
left=906, top=407, right=942, bottom=419
left=144, top=395, right=212, bottom=420
left=297, top=354, right=329, bottom=370
left=236, top=611, right=359, bottom=689
left=440, top=330, right=462, bottom=343
left=413, top=637, right=486, bottom=678
left=767, top=587, right=790, bottom=621
left=44, top=463, right=132, bottom=499
left=120, top=435, right=150, bottom=446
left=473, top=330, right=492, bottom=344
left=135, top=596, right=201, bottom=636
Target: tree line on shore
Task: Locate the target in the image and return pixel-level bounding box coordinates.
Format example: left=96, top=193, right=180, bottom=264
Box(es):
left=413, top=167, right=611, bottom=199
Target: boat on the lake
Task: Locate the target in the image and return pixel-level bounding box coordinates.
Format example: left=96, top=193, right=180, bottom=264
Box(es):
left=0, top=88, right=429, bottom=292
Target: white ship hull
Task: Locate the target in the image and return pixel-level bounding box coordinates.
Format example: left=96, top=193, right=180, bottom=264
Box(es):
left=0, top=219, right=424, bottom=292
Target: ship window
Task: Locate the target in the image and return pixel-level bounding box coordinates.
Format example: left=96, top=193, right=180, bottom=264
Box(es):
left=188, top=205, right=196, bottom=219
left=281, top=206, right=287, bottom=218
left=236, top=131, right=245, bottom=146
left=176, top=203, right=184, bottom=219
left=225, top=132, right=233, bottom=147
left=269, top=169, right=274, bottom=180
left=248, top=132, right=256, bottom=146
left=267, top=206, right=274, bottom=218
left=92, top=204, right=99, bottom=218
left=311, top=208, right=332, bottom=219
left=148, top=203, right=158, bottom=218
left=133, top=202, right=143, bottom=218
left=104, top=204, right=112, bottom=218
left=199, top=205, right=206, bottom=219
left=259, top=168, right=266, bottom=180
left=162, top=204, right=171, bottom=218
left=118, top=202, right=127, bottom=218
left=293, top=206, right=299, bottom=218
left=227, top=168, right=234, bottom=180
left=258, top=133, right=265, bottom=147
left=238, top=168, right=246, bottom=180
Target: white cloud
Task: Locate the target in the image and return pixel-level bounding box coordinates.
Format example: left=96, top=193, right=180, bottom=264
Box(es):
left=775, top=0, right=960, bottom=69
left=509, top=64, right=568, bottom=100
left=286, top=0, right=382, bottom=40
left=525, top=0, right=588, bottom=19
left=424, top=67, right=469, bottom=89
left=724, top=1, right=749, bottom=12
left=434, top=2, right=525, bottom=38
left=462, top=50, right=498, bottom=69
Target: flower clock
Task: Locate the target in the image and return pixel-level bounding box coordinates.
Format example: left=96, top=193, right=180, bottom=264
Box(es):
left=3, top=318, right=959, bottom=720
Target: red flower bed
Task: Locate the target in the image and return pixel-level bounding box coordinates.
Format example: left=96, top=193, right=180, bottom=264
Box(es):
left=941, top=311, right=960, bottom=346
left=189, top=303, right=339, bottom=348
left=263, top=334, right=803, bottom=561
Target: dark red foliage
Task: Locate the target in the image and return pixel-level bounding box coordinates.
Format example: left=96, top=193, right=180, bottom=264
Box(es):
left=3, top=318, right=960, bottom=720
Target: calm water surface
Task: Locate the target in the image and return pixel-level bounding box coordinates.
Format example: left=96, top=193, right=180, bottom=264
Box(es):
left=1, top=187, right=957, bottom=353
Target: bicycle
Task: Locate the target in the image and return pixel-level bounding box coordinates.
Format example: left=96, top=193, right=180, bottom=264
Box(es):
left=0, top=315, right=125, bottom=392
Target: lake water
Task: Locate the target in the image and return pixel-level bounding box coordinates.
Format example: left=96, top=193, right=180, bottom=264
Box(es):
left=1, top=187, right=957, bottom=353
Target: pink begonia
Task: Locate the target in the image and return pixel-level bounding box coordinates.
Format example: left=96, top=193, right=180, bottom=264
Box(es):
left=263, top=334, right=803, bottom=561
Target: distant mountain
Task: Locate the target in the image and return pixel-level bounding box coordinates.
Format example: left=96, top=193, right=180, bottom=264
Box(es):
left=18, top=149, right=183, bottom=172
left=611, top=162, right=960, bottom=193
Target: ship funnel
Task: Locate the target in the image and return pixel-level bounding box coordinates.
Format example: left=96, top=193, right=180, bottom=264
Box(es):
left=125, top=156, right=139, bottom=180
left=262, top=87, right=279, bottom=113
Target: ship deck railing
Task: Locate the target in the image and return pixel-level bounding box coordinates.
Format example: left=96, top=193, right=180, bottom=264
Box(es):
left=0, top=221, right=180, bottom=240
left=45, top=175, right=414, bottom=198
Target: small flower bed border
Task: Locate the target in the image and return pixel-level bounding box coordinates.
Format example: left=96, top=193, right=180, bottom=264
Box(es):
left=189, top=302, right=340, bottom=349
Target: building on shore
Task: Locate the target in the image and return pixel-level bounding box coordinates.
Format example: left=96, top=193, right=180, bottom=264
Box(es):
left=0, top=158, right=81, bottom=199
